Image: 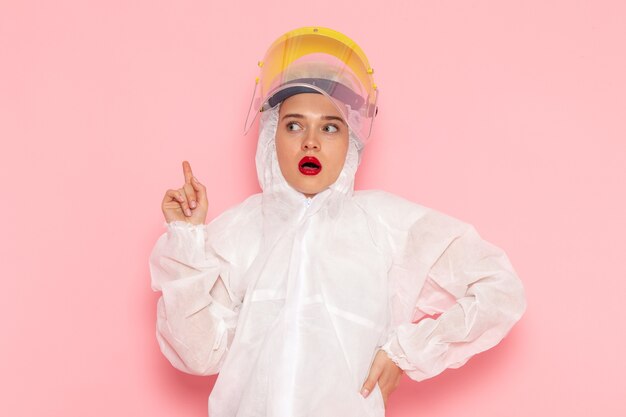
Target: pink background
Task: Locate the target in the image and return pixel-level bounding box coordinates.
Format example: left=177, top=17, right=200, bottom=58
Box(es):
left=1, top=0, right=624, bottom=416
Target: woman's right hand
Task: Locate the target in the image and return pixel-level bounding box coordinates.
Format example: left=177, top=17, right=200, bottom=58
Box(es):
left=161, top=160, right=208, bottom=225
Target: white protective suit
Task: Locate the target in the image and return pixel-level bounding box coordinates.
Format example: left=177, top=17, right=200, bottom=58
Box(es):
left=149, top=103, right=527, bottom=417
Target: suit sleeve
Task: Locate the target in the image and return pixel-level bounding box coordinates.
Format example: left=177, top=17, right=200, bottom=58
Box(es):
left=149, top=216, right=242, bottom=376
left=380, top=224, right=527, bottom=382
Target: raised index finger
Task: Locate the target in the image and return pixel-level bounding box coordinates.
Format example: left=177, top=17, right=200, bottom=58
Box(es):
left=182, top=160, right=193, bottom=184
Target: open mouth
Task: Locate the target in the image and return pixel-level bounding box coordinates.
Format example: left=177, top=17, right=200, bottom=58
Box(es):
left=298, top=156, right=322, bottom=175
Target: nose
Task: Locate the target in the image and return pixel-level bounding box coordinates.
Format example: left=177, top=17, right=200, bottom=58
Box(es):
left=302, top=130, right=320, bottom=151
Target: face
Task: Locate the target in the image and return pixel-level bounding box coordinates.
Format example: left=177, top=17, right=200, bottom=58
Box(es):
left=275, top=93, right=350, bottom=198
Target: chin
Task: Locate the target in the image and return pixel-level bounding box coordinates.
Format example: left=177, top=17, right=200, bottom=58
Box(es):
left=294, top=183, right=326, bottom=196
left=297, top=188, right=322, bottom=196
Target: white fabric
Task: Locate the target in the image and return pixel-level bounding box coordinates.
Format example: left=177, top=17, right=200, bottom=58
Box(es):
left=149, top=104, right=527, bottom=417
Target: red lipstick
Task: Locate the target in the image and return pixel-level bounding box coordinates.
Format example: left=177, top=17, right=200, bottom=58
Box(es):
left=298, top=156, right=322, bottom=175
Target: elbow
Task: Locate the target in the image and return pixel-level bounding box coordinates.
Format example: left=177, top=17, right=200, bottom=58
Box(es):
left=156, top=326, right=229, bottom=376
left=494, top=274, right=527, bottom=342
left=155, top=300, right=231, bottom=376
left=181, top=329, right=230, bottom=376
left=471, top=268, right=527, bottom=337
left=176, top=352, right=226, bottom=377
left=505, top=270, right=527, bottom=324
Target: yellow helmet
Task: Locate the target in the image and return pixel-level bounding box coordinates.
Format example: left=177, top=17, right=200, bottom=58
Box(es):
left=244, top=26, right=379, bottom=143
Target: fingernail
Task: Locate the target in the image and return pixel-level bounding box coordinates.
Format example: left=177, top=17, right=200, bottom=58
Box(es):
left=360, top=388, right=370, bottom=398
left=190, top=201, right=196, bottom=209
left=185, top=209, right=191, bottom=216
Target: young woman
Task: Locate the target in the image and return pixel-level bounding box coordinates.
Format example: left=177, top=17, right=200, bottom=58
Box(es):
left=149, top=26, right=526, bottom=417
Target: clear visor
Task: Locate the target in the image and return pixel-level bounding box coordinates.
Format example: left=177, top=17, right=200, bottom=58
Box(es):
left=244, top=27, right=378, bottom=144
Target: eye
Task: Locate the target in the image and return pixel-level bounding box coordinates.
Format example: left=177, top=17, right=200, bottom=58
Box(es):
left=286, top=121, right=302, bottom=131
left=323, top=124, right=339, bottom=133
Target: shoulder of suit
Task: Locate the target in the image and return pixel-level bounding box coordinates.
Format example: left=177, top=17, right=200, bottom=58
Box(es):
left=352, top=189, right=470, bottom=233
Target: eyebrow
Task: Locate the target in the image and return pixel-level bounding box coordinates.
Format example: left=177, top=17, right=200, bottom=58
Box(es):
left=281, top=113, right=347, bottom=127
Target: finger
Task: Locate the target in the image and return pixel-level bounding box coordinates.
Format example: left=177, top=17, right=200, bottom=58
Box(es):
left=163, top=189, right=185, bottom=204
left=360, top=366, right=383, bottom=398
left=190, top=176, right=207, bottom=205
left=182, top=160, right=193, bottom=185
left=178, top=188, right=192, bottom=216
left=183, top=182, right=197, bottom=209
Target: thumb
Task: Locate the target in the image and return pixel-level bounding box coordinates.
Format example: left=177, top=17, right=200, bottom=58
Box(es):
left=360, top=365, right=382, bottom=398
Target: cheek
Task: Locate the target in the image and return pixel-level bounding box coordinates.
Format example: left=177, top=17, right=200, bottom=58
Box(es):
left=275, top=137, right=297, bottom=171
left=328, top=141, right=349, bottom=173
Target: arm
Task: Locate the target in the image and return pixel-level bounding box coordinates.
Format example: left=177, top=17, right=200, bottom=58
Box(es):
left=149, top=220, right=241, bottom=376
left=380, top=224, right=527, bottom=382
